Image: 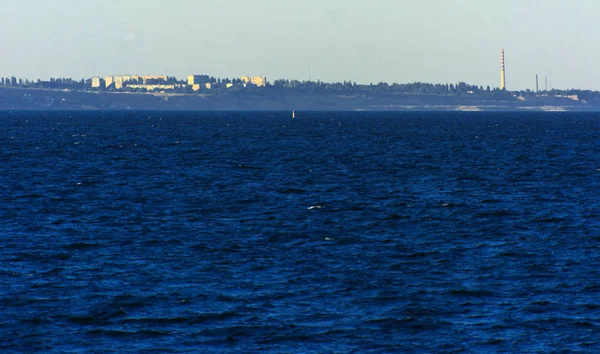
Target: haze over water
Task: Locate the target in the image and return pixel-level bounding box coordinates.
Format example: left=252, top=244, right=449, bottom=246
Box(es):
left=1, top=111, right=600, bottom=352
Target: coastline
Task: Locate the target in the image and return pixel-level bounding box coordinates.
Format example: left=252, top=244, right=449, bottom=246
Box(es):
left=0, top=86, right=595, bottom=112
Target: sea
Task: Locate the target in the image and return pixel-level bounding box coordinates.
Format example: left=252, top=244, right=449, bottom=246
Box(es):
left=1, top=110, right=600, bottom=353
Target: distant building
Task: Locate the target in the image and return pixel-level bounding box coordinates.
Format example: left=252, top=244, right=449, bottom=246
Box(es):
left=188, top=75, right=211, bottom=86
left=91, top=77, right=101, bottom=88
left=114, top=76, right=124, bottom=89
left=191, top=82, right=212, bottom=91
left=127, top=84, right=175, bottom=91
left=240, top=76, right=267, bottom=87
left=554, top=94, right=579, bottom=101
left=96, top=74, right=168, bottom=89
left=105, top=76, right=114, bottom=88
left=139, top=75, right=167, bottom=84
left=226, top=83, right=233, bottom=88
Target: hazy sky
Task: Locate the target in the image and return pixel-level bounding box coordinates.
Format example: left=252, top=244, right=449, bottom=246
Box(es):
left=1, top=0, right=600, bottom=90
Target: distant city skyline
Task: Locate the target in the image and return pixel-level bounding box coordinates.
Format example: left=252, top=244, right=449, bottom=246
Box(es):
left=1, top=0, right=600, bottom=90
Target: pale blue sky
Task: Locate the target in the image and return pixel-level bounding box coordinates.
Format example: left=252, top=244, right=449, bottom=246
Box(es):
left=1, top=0, right=599, bottom=90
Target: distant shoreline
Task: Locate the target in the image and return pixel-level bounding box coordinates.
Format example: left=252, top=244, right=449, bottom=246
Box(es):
left=1, top=87, right=597, bottom=112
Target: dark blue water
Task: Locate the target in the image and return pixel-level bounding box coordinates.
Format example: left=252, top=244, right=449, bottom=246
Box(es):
left=2, top=111, right=600, bottom=352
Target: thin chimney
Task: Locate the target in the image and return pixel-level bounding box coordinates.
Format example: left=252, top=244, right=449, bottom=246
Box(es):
left=500, top=48, right=506, bottom=90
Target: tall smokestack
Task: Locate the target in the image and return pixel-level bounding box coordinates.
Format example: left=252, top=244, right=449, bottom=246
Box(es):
left=545, top=74, right=548, bottom=92
left=500, top=48, right=506, bottom=90
left=536, top=74, right=539, bottom=93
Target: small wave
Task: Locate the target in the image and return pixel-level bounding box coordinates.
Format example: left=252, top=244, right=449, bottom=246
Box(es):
left=530, top=216, right=566, bottom=224
left=256, top=332, right=315, bottom=345
left=365, top=316, right=421, bottom=326
left=573, top=321, right=596, bottom=328
left=385, top=213, right=411, bottom=220
left=496, top=251, right=533, bottom=258
left=63, top=242, right=102, bottom=250
left=480, top=198, right=501, bottom=204
left=278, top=188, right=307, bottom=195
left=437, top=202, right=468, bottom=208
left=50, top=218, right=66, bottom=225
left=14, top=193, right=44, bottom=199
left=121, top=317, right=193, bottom=325
left=454, top=174, right=487, bottom=181
left=143, top=238, right=183, bottom=246
left=529, top=300, right=552, bottom=306
left=475, top=209, right=512, bottom=218
left=68, top=309, right=126, bottom=325
left=366, top=316, right=443, bottom=331
left=448, top=289, right=494, bottom=297
left=405, top=250, right=442, bottom=259
left=40, top=267, right=64, bottom=276
left=581, top=303, right=600, bottom=310
left=582, top=284, right=600, bottom=292
left=86, top=329, right=170, bottom=338
left=233, top=163, right=265, bottom=170
left=191, top=243, right=209, bottom=251
left=19, top=317, right=50, bottom=325
left=477, top=338, right=506, bottom=345
left=9, top=252, right=71, bottom=262
left=0, top=269, right=23, bottom=277
left=101, top=144, right=125, bottom=150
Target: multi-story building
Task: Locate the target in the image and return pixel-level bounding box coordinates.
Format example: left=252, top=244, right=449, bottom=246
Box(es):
left=97, top=75, right=168, bottom=89
left=91, top=77, right=101, bottom=88
left=139, top=75, right=167, bottom=84
left=104, top=76, right=114, bottom=88
left=127, top=84, right=175, bottom=91
left=191, top=82, right=212, bottom=91
left=240, top=76, right=267, bottom=87
left=113, top=76, right=124, bottom=89
left=188, top=75, right=210, bottom=86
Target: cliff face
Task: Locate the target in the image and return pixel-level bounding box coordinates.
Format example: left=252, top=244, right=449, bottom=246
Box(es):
left=0, top=87, right=592, bottom=111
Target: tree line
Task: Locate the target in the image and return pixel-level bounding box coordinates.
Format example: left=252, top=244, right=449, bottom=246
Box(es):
left=2, top=75, right=600, bottom=99
left=1, top=77, right=89, bottom=90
